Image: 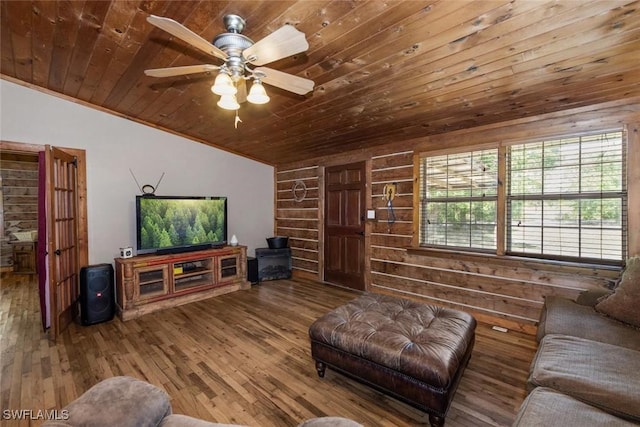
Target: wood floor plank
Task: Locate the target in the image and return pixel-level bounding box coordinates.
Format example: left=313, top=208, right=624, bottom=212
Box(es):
left=0, top=272, right=538, bottom=426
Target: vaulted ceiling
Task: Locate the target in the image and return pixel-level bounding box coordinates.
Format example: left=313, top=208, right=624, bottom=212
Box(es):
left=2, top=1, right=639, bottom=165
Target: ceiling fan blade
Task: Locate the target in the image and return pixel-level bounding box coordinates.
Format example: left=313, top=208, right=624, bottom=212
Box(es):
left=236, top=79, right=247, bottom=103
left=145, top=64, right=219, bottom=78
left=147, top=15, right=227, bottom=61
left=244, top=25, right=309, bottom=66
left=256, top=67, right=314, bottom=95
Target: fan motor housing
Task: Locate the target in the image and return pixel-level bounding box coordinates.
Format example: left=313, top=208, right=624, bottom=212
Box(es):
left=213, top=14, right=254, bottom=59
left=213, top=33, right=253, bottom=56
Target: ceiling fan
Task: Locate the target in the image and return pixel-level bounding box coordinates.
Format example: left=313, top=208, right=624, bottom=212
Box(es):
left=144, top=14, right=315, bottom=119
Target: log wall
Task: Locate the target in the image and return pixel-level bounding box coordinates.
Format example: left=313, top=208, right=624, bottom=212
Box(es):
left=275, top=100, right=639, bottom=334
left=276, top=166, right=321, bottom=277
left=0, top=153, right=39, bottom=268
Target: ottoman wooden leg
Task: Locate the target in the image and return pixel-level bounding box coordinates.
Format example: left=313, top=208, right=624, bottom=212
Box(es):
left=429, top=414, right=444, bottom=427
left=315, top=361, right=326, bottom=378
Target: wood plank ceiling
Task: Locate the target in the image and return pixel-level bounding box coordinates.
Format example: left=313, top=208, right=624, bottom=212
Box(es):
left=2, top=1, right=639, bottom=165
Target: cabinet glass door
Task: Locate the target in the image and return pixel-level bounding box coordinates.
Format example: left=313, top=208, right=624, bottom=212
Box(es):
left=135, top=265, right=169, bottom=301
left=218, top=254, right=240, bottom=283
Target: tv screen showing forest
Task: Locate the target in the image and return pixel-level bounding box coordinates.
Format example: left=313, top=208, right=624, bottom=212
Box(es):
left=136, top=196, right=227, bottom=253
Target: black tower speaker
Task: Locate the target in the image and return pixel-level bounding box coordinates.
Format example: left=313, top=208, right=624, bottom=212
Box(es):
left=80, top=263, right=115, bottom=326
left=247, top=256, right=259, bottom=284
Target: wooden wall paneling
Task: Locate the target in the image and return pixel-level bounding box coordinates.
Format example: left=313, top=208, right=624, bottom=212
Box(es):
left=364, top=103, right=638, bottom=334
left=371, top=246, right=615, bottom=290
left=371, top=221, right=413, bottom=236
left=317, top=166, right=325, bottom=281
left=369, top=270, right=543, bottom=322
left=0, top=153, right=39, bottom=268
left=363, top=159, right=373, bottom=292
left=370, top=258, right=582, bottom=305
left=370, top=233, right=413, bottom=248
left=371, top=151, right=414, bottom=256
left=275, top=165, right=320, bottom=278
left=267, top=104, right=638, bottom=334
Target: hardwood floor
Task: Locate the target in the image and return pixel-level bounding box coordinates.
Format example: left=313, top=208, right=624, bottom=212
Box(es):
left=0, top=272, right=538, bottom=426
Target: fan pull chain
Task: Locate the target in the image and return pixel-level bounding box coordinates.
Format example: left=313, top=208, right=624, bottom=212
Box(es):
left=234, top=110, right=242, bottom=129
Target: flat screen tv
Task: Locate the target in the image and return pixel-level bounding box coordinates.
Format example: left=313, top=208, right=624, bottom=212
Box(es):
left=136, top=195, right=227, bottom=255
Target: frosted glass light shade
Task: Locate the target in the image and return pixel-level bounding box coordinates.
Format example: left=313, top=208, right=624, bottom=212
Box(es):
left=211, top=72, right=236, bottom=95
left=247, top=80, right=270, bottom=104
left=217, top=94, right=240, bottom=110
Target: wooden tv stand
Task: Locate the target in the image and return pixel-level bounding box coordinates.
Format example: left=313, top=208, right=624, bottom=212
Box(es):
left=114, top=246, right=250, bottom=321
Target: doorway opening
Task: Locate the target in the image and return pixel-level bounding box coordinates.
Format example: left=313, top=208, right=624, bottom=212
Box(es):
left=0, top=141, right=88, bottom=340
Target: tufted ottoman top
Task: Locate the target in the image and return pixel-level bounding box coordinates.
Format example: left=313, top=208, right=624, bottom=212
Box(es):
left=309, top=293, right=476, bottom=389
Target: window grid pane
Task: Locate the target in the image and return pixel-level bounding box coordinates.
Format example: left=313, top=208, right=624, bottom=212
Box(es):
left=507, top=131, right=625, bottom=262
left=420, top=149, right=498, bottom=250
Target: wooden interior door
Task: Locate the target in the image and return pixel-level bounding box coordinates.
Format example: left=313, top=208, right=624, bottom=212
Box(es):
left=46, top=146, right=80, bottom=340
left=324, top=162, right=366, bottom=290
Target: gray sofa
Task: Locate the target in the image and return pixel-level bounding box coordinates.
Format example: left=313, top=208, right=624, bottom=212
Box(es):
left=43, top=376, right=362, bottom=427
left=514, top=257, right=640, bottom=426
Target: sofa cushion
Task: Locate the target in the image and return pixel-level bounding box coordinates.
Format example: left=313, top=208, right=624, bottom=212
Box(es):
left=513, top=387, right=636, bottom=427
left=595, top=256, right=640, bottom=328
left=160, top=414, right=248, bottom=427
left=575, top=288, right=613, bottom=306
left=298, top=417, right=363, bottom=427
left=44, top=376, right=172, bottom=427
left=536, top=295, right=640, bottom=351
left=528, top=335, right=640, bottom=422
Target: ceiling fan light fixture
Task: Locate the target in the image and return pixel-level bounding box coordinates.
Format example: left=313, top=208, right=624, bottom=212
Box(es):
left=211, top=72, right=236, bottom=95
left=217, top=94, right=240, bottom=110
left=247, top=80, right=270, bottom=104
left=145, top=14, right=315, bottom=125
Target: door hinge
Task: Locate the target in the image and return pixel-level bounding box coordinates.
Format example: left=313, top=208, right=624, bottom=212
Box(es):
left=72, top=158, right=78, bottom=167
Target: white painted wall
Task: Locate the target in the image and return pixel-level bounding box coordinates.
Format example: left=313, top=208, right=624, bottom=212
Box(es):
left=0, top=80, right=274, bottom=264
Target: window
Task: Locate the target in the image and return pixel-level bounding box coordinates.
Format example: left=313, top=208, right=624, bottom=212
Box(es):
left=418, top=130, right=627, bottom=263
left=507, top=132, right=625, bottom=261
left=419, top=149, right=498, bottom=250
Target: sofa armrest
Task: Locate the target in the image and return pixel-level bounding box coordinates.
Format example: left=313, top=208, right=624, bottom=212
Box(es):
left=575, top=288, right=612, bottom=306
left=43, top=376, right=171, bottom=427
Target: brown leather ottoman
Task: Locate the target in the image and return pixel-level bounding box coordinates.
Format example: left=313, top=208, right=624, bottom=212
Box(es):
left=309, top=293, right=476, bottom=427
